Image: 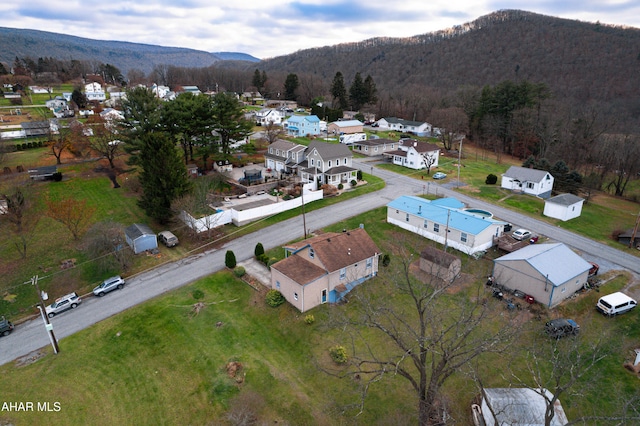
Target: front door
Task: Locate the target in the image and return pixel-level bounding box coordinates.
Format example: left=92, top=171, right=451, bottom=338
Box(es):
left=321, top=289, right=327, bottom=304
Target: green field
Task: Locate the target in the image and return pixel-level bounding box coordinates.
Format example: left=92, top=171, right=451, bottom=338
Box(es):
left=1, top=208, right=638, bottom=425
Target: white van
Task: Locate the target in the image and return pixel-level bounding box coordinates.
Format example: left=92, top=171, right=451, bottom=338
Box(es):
left=596, top=292, right=637, bottom=316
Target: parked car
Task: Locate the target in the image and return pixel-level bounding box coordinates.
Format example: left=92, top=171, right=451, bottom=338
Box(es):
left=545, top=318, right=580, bottom=338
left=93, top=276, right=126, bottom=297
left=596, top=292, right=637, bottom=316
left=45, top=292, right=81, bottom=318
left=512, top=229, right=532, bottom=241
left=433, top=172, right=447, bottom=180
left=0, top=316, right=14, bottom=337
left=158, top=231, right=179, bottom=247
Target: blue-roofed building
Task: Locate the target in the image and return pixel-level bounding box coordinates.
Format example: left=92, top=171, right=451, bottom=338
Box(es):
left=386, top=195, right=508, bottom=255
left=284, top=115, right=321, bottom=137
left=492, top=243, right=592, bottom=307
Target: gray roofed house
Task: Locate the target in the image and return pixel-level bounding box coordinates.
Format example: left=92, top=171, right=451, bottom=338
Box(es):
left=21, top=120, right=56, bottom=137
left=351, top=138, right=398, bottom=156
left=492, top=243, right=592, bottom=307
left=501, top=166, right=554, bottom=199
left=264, top=140, right=306, bottom=174
left=375, top=117, right=434, bottom=136
left=125, top=223, right=158, bottom=254
left=382, top=139, right=441, bottom=170
left=543, top=193, right=584, bottom=221
left=299, top=140, right=357, bottom=188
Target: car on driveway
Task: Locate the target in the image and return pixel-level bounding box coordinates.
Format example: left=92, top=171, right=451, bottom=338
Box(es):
left=432, top=172, right=447, bottom=180
left=93, top=276, right=126, bottom=297
left=512, top=229, right=532, bottom=241
left=45, top=292, right=81, bottom=318
left=158, top=231, right=179, bottom=247
left=545, top=318, right=580, bottom=338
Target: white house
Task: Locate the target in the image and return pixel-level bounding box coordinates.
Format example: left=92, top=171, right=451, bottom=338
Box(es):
left=299, top=140, right=357, bottom=187
left=492, top=243, right=592, bottom=307
left=501, top=166, right=554, bottom=199
left=375, top=117, right=433, bottom=136
left=543, top=193, right=585, bottom=221
left=383, top=139, right=440, bottom=170
left=85, top=82, right=106, bottom=101
left=255, top=108, right=283, bottom=126
left=387, top=196, right=507, bottom=255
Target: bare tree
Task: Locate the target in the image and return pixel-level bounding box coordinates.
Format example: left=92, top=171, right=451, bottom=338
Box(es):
left=89, top=116, right=122, bottom=168
left=327, top=248, right=518, bottom=425
left=174, top=174, right=226, bottom=239
left=261, top=121, right=285, bottom=145
left=47, top=123, right=71, bottom=165
left=84, top=220, right=132, bottom=272
left=430, top=107, right=469, bottom=151
left=3, top=187, right=40, bottom=258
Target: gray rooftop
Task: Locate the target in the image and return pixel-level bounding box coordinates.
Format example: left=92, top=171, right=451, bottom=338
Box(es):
left=503, top=166, right=550, bottom=182
left=546, top=193, right=583, bottom=206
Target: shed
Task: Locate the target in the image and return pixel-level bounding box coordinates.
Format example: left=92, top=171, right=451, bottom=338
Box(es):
left=492, top=243, right=592, bottom=307
left=543, top=193, right=584, bottom=221
left=473, top=388, right=568, bottom=425
left=419, top=246, right=461, bottom=282
left=28, top=165, right=57, bottom=180
left=617, top=229, right=640, bottom=249
left=125, top=223, right=158, bottom=254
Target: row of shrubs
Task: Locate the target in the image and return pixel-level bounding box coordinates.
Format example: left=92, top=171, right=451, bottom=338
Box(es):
left=15, top=140, right=45, bottom=151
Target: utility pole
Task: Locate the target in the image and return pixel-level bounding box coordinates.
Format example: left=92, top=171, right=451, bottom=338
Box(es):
left=30, top=275, right=60, bottom=354
left=630, top=211, right=640, bottom=249
left=301, top=182, right=307, bottom=239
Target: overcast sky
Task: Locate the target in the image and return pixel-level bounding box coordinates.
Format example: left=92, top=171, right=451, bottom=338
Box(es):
left=1, top=1, right=639, bottom=59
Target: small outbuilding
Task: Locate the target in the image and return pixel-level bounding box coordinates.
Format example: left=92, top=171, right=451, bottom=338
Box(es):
left=419, top=246, right=461, bottom=283
left=543, top=193, right=584, bottom=221
left=492, top=243, right=592, bottom=308
left=125, top=223, right=158, bottom=254
left=472, top=388, right=568, bottom=426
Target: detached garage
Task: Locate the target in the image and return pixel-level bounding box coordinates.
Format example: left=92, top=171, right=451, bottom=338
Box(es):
left=125, top=223, right=158, bottom=254
left=543, top=193, right=584, bottom=221
left=492, top=243, right=592, bottom=308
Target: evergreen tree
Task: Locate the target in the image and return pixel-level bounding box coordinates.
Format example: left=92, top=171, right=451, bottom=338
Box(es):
left=349, top=72, right=366, bottom=111
left=252, top=69, right=267, bottom=92
left=330, top=72, right=348, bottom=110
left=254, top=242, right=265, bottom=258
left=283, top=73, right=299, bottom=100
left=137, top=132, right=192, bottom=223
left=225, top=250, right=237, bottom=269
left=363, top=74, right=378, bottom=105
left=71, top=88, right=87, bottom=109
left=119, top=86, right=162, bottom=167
left=210, top=92, right=254, bottom=158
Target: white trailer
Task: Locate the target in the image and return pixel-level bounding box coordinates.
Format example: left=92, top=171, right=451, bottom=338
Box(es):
left=339, top=133, right=367, bottom=144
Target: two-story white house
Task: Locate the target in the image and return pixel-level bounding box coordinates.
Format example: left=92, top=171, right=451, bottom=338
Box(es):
left=299, top=140, right=357, bottom=187
left=264, top=140, right=307, bottom=175
left=85, top=82, right=106, bottom=101
left=255, top=108, right=284, bottom=126
left=383, top=139, right=441, bottom=170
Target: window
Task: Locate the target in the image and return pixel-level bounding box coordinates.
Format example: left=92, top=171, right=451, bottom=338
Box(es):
left=322, top=289, right=327, bottom=303
left=406, top=213, right=410, bottom=222
left=294, top=292, right=298, bottom=300
left=276, top=149, right=280, bottom=156
left=424, top=220, right=428, bottom=228
left=526, top=182, right=534, bottom=189
left=309, top=248, right=315, bottom=259
left=366, top=258, right=372, bottom=268
left=340, top=268, right=346, bottom=279
left=434, top=223, right=440, bottom=232
left=310, top=159, right=314, bottom=166
left=328, top=160, right=332, bottom=167
left=343, top=158, right=347, bottom=165
left=276, top=281, right=280, bottom=289
left=461, top=232, right=467, bottom=243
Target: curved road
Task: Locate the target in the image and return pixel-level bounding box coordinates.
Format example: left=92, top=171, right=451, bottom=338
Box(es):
left=1, top=159, right=638, bottom=366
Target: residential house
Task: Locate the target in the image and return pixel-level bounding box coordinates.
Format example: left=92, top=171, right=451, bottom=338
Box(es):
left=100, top=108, right=124, bottom=122
left=85, top=82, right=106, bottom=101
left=383, top=139, right=441, bottom=170
left=255, top=108, right=284, bottom=126
left=45, top=96, right=72, bottom=118
left=21, top=120, right=57, bottom=137
left=213, top=159, right=233, bottom=173
left=343, top=111, right=375, bottom=123
left=265, top=100, right=297, bottom=110
left=472, top=388, right=569, bottom=426
left=270, top=227, right=380, bottom=312
left=501, top=166, right=554, bottom=199
left=327, top=119, right=364, bottom=135
left=299, top=140, right=357, bottom=187
left=375, top=117, right=433, bottom=136
left=124, top=223, right=158, bottom=254
left=240, top=91, right=264, bottom=105
left=29, top=86, right=51, bottom=94
left=351, top=138, right=398, bottom=157
left=180, top=86, right=201, bottom=95
left=150, top=84, right=172, bottom=100
left=492, top=243, right=592, bottom=307
left=419, top=246, right=461, bottom=283
left=284, top=115, right=321, bottom=137
left=264, top=140, right=306, bottom=174
left=386, top=196, right=507, bottom=255
left=543, top=193, right=585, bottom=221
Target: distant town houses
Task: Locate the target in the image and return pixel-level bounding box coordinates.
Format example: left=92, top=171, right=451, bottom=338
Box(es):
left=255, top=108, right=284, bottom=126
left=375, top=117, right=434, bottom=137
left=84, top=82, right=106, bottom=101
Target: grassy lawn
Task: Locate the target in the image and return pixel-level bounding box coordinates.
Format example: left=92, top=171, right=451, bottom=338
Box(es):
left=1, top=208, right=637, bottom=424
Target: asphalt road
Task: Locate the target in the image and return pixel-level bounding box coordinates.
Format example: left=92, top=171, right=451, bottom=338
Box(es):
left=1, top=159, right=638, bottom=366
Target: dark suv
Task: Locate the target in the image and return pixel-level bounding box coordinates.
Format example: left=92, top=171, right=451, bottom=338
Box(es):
left=0, top=316, right=14, bottom=337
left=545, top=318, right=580, bottom=338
